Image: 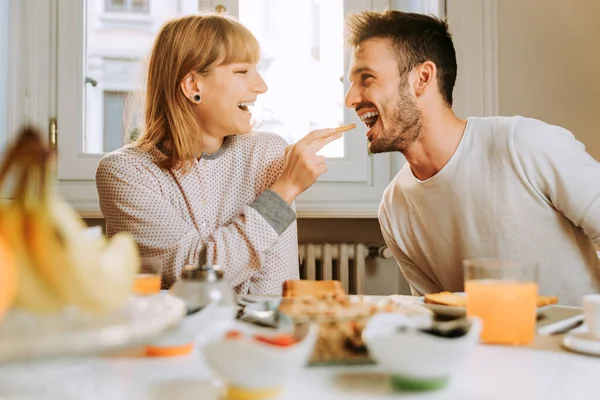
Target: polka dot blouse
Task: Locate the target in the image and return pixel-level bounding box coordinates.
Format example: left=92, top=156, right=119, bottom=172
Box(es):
left=95, top=132, right=300, bottom=295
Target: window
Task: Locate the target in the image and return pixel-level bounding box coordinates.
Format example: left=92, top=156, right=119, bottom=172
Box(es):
left=103, top=91, right=131, bottom=152
left=9, top=0, right=494, bottom=217
left=57, top=0, right=373, bottom=185
left=105, top=0, right=149, bottom=13
left=238, top=0, right=345, bottom=158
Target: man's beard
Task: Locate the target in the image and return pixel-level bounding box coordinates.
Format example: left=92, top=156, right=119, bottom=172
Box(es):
left=368, top=84, right=423, bottom=154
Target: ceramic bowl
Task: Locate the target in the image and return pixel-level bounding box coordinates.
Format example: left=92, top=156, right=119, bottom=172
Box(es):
left=201, top=320, right=318, bottom=397
left=362, top=313, right=481, bottom=391
left=146, top=297, right=218, bottom=356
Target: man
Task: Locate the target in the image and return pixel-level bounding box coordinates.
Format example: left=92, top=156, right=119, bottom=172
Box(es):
left=344, top=10, right=600, bottom=305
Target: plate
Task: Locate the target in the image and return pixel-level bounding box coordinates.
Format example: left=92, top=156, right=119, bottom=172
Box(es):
left=406, top=293, right=552, bottom=319
left=410, top=292, right=467, bottom=318
left=0, top=294, right=186, bottom=363
left=562, top=329, right=600, bottom=356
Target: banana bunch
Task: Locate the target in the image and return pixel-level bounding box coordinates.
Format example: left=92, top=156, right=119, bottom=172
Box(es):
left=0, top=126, right=140, bottom=314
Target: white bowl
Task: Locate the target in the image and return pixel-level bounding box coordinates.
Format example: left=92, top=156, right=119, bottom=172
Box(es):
left=201, top=320, right=318, bottom=395
left=147, top=300, right=218, bottom=351
left=362, top=313, right=481, bottom=391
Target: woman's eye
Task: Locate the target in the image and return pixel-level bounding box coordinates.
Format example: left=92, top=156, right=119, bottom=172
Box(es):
left=235, top=70, right=249, bottom=75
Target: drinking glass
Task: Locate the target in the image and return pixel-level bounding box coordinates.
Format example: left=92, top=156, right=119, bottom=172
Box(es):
left=134, top=256, right=163, bottom=295
left=464, top=258, right=538, bottom=345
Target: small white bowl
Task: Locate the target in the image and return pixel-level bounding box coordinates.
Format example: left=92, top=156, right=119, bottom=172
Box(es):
left=201, top=320, right=318, bottom=397
left=146, top=299, right=218, bottom=356
left=362, top=313, right=481, bottom=391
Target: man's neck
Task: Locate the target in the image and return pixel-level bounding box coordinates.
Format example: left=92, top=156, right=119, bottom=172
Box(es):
left=402, top=107, right=467, bottom=181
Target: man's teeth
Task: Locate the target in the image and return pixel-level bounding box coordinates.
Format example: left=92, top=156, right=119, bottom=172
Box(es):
left=359, top=111, right=379, bottom=121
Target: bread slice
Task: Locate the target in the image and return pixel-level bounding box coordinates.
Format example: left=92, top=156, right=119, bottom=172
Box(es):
left=424, top=291, right=559, bottom=308
left=424, top=292, right=466, bottom=307
left=536, top=295, right=558, bottom=307
left=282, top=280, right=345, bottom=298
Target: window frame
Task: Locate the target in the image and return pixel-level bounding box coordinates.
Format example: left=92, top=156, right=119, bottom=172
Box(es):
left=4, top=0, right=499, bottom=218
left=104, top=0, right=150, bottom=14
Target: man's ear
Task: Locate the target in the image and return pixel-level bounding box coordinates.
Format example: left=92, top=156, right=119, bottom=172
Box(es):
left=414, top=61, right=436, bottom=97
left=180, top=73, right=202, bottom=103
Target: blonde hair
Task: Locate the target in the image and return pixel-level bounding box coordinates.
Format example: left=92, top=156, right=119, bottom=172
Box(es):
left=133, top=13, right=260, bottom=172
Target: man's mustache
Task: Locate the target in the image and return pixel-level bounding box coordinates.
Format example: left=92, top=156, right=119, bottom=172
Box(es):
left=355, top=102, right=377, bottom=113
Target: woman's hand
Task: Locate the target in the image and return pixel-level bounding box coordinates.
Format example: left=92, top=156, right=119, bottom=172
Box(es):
left=270, top=128, right=343, bottom=204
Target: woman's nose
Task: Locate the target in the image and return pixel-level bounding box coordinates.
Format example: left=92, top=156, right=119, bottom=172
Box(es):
left=253, top=73, right=268, bottom=94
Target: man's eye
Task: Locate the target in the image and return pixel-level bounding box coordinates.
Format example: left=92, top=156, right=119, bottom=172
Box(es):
left=361, top=74, right=374, bottom=82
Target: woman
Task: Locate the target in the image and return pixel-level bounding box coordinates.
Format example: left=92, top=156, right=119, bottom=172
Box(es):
left=95, top=13, right=341, bottom=295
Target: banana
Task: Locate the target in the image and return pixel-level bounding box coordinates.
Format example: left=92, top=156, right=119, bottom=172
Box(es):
left=0, top=126, right=140, bottom=314
left=0, top=208, right=63, bottom=312
left=44, top=199, right=139, bottom=313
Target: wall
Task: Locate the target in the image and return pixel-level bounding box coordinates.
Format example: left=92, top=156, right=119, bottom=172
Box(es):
left=85, top=217, right=411, bottom=295
left=0, top=0, right=9, bottom=150
left=497, top=0, right=600, bottom=160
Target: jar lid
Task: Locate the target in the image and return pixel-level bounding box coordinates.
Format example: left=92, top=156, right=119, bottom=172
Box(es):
left=180, top=264, right=224, bottom=282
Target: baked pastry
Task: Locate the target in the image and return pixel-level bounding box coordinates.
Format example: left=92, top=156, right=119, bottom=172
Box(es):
left=424, top=292, right=466, bottom=307
left=536, top=295, right=559, bottom=307
left=282, top=280, right=345, bottom=298
left=424, top=291, right=558, bottom=307
left=279, top=292, right=431, bottom=363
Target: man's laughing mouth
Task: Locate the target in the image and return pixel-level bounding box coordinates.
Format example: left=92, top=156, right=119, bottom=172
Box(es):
left=359, top=110, right=379, bottom=129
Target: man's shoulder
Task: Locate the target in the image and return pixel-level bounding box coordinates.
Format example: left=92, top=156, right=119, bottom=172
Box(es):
left=504, top=116, right=583, bottom=164
left=467, top=115, right=522, bottom=138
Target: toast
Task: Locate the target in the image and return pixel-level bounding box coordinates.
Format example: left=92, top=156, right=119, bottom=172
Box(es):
left=424, top=292, right=466, bottom=307
left=282, top=279, right=345, bottom=298
left=424, top=291, right=559, bottom=308
left=333, top=123, right=356, bottom=134
left=536, top=295, right=559, bottom=307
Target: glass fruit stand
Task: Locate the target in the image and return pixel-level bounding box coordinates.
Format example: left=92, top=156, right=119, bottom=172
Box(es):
left=0, top=127, right=186, bottom=397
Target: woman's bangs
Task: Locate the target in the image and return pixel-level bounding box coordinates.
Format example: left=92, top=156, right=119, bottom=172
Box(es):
left=221, top=25, right=260, bottom=65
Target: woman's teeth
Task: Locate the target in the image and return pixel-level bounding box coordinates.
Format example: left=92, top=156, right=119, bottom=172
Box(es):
left=237, top=101, right=254, bottom=112
left=360, top=111, right=379, bottom=128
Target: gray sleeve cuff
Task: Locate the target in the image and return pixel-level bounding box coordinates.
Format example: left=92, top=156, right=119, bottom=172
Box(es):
left=250, top=188, right=296, bottom=235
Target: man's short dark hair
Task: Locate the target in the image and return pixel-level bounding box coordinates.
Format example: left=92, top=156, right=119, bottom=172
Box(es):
left=346, top=10, right=457, bottom=106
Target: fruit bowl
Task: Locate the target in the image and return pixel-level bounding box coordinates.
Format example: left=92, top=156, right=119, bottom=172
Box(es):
left=0, top=293, right=186, bottom=363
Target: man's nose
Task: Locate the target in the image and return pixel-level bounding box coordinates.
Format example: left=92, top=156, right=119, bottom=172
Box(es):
left=345, top=83, right=360, bottom=109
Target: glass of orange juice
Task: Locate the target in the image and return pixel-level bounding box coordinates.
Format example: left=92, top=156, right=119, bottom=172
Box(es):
left=134, top=257, right=163, bottom=295
left=464, top=258, right=538, bottom=345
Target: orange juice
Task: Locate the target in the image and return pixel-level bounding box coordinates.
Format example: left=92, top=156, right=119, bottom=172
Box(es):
left=465, top=279, right=537, bottom=345
left=134, top=273, right=162, bottom=295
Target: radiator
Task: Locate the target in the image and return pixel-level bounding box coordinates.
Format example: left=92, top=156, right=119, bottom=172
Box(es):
left=298, top=243, right=392, bottom=295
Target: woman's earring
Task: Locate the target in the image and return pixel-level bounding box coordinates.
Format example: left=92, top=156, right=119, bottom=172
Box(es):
left=191, top=93, right=202, bottom=104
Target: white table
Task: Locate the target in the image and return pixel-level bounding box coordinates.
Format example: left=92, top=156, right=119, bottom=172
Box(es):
left=0, top=333, right=598, bottom=400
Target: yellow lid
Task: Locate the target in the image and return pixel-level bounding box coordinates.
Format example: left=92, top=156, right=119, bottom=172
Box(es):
left=226, top=386, right=282, bottom=400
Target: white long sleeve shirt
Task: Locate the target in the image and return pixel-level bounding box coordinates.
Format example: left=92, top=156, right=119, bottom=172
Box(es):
left=96, top=132, right=299, bottom=295
left=379, top=116, right=600, bottom=305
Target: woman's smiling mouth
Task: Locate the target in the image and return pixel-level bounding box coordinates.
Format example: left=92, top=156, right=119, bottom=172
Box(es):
left=237, top=101, right=254, bottom=113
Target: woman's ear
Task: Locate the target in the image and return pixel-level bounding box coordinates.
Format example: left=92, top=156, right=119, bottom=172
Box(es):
left=415, top=61, right=436, bottom=97
left=180, top=73, right=202, bottom=104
